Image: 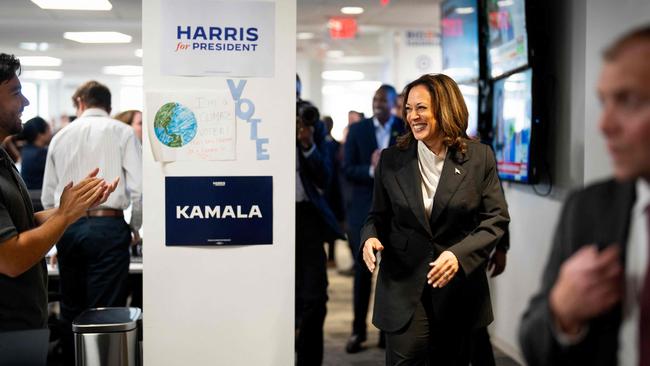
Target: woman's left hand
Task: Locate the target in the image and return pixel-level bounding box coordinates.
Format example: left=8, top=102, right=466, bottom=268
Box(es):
left=427, top=251, right=459, bottom=288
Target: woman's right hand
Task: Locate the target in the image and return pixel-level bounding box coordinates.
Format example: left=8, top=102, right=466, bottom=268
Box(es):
left=362, top=238, right=384, bottom=272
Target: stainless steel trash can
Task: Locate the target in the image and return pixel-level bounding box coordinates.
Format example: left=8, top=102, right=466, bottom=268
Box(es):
left=73, top=307, right=142, bottom=366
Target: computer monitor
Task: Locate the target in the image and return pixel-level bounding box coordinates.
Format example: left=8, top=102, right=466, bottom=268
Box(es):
left=486, top=0, right=529, bottom=78
left=441, top=0, right=479, bottom=83
left=491, top=68, right=534, bottom=182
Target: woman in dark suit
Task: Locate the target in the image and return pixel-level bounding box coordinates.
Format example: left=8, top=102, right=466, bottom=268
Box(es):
left=361, top=74, right=509, bottom=365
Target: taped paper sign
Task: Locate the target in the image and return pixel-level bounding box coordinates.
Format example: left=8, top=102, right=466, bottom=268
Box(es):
left=147, top=90, right=236, bottom=162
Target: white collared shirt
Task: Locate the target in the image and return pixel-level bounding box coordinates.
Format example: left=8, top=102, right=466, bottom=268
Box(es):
left=41, top=108, right=142, bottom=230
left=373, top=116, right=394, bottom=151
left=619, top=179, right=650, bottom=365
left=417, top=141, right=446, bottom=219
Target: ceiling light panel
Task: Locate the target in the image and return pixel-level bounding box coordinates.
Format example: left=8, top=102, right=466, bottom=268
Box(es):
left=21, top=70, right=63, bottom=80
left=63, top=32, right=132, bottom=44
left=321, top=70, right=364, bottom=81
left=297, top=32, right=315, bottom=40
left=31, top=0, right=112, bottom=11
left=18, top=56, right=62, bottom=67
left=19, top=42, right=50, bottom=52
left=341, top=6, right=364, bottom=15
left=102, top=65, right=143, bottom=76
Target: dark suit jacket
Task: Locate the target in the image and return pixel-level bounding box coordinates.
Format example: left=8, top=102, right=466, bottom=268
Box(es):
left=323, top=136, right=345, bottom=222
left=519, top=179, right=635, bottom=366
left=344, top=117, right=404, bottom=231
left=298, top=120, right=344, bottom=241
left=361, top=139, right=510, bottom=332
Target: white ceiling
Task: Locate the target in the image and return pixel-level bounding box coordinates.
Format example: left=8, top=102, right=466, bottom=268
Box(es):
left=0, top=0, right=440, bottom=78
left=0, top=0, right=141, bottom=77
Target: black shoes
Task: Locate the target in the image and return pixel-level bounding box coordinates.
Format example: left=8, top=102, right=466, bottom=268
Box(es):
left=345, top=334, right=366, bottom=353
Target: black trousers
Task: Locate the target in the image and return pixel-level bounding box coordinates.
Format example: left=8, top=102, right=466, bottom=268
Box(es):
left=347, top=225, right=373, bottom=338
left=295, top=202, right=329, bottom=366
left=385, top=287, right=473, bottom=366
left=56, top=217, right=131, bottom=365
left=471, top=327, right=496, bottom=366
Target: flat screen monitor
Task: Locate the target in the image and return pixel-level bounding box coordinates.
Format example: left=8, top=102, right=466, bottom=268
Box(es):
left=458, top=83, right=479, bottom=138
left=492, top=68, right=533, bottom=182
left=486, top=0, right=528, bottom=78
left=441, top=0, right=479, bottom=83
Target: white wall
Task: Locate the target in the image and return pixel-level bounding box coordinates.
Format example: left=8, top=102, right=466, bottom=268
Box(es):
left=489, top=0, right=650, bottom=362
left=142, top=0, right=295, bottom=365
left=392, top=28, right=442, bottom=91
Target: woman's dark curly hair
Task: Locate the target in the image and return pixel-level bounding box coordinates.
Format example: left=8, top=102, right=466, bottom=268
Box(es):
left=397, top=74, right=469, bottom=155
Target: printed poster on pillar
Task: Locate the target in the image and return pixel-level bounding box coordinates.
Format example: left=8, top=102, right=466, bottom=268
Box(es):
left=165, top=176, right=273, bottom=246
left=160, top=0, right=275, bottom=77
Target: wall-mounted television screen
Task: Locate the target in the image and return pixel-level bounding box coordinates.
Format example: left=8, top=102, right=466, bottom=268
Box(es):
left=458, top=83, right=479, bottom=138
left=441, top=0, right=479, bottom=83
left=492, top=68, right=533, bottom=182
left=486, top=0, right=528, bottom=78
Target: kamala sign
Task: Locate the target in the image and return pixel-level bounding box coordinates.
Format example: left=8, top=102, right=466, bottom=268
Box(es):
left=165, top=176, right=273, bottom=246
left=161, top=0, right=275, bottom=77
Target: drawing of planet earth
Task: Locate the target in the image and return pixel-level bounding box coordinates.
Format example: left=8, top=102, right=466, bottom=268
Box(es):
left=153, top=102, right=198, bottom=148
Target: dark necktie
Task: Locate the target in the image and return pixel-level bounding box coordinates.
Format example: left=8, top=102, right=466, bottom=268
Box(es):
left=640, top=205, right=650, bottom=366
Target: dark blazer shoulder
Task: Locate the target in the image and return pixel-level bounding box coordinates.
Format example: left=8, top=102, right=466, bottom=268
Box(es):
left=348, top=118, right=373, bottom=135
left=453, top=139, right=490, bottom=163
left=379, top=139, right=414, bottom=165
left=562, top=179, right=635, bottom=222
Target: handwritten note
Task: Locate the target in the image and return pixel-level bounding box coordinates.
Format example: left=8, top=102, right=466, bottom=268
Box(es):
left=147, top=91, right=236, bottom=162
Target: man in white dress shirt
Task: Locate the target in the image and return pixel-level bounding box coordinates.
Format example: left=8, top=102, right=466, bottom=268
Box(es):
left=520, top=25, right=650, bottom=366
left=42, top=80, right=142, bottom=364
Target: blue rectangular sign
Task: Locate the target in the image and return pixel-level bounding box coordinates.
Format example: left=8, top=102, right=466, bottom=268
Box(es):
left=165, top=176, right=273, bottom=246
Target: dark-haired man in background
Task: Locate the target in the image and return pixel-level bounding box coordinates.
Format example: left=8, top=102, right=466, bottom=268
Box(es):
left=295, top=75, right=344, bottom=366
left=343, top=84, right=404, bottom=353
left=520, top=25, right=650, bottom=366
left=42, top=80, right=142, bottom=364
left=0, top=54, right=115, bottom=332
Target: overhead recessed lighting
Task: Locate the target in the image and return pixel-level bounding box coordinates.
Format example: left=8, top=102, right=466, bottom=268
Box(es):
left=102, top=65, right=142, bottom=76
left=497, top=0, right=514, bottom=7
left=341, top=6, right=364, bottom=15
left=134, top=49, right=143, bottom=58
left=321, top=70, right=364, bottom=81
left=326, top=50, right=344, bottom=58
left=19, top=42, right=50, bottom=52
left=455, top=7, right=475, bottom=14
left=64, top=32, right=132, bottom=44
left=21, top=70, right=63, bottom=80
left=31, top=0, right=112, bottom=10
left=297, top=32, right=315, bottom=40
left=17, top=56, right=62, bottom=67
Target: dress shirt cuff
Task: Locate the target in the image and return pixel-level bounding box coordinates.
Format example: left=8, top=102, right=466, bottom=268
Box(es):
left=551, top=317, right=589, bottom=347
left=129, top=199, right=143, bottom=231
left=369, top=166, right=375, bottom=178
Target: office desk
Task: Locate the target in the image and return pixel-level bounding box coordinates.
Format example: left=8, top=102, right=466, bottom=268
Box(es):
left=47, top=259, right=143, bottom=277
left=47, top=258, right=144, bottom=308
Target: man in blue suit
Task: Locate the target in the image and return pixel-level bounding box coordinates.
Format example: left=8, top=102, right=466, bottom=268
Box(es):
left=295, top=75, right=343, bottom=366
left=343, top=84, right=404, bottom=353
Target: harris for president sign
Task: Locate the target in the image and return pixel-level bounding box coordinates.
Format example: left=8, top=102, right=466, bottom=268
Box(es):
left=161, top=0, right=275, bottom=77
left=165, top=176, right=273, bottom=246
